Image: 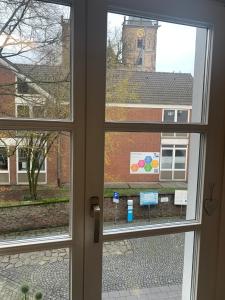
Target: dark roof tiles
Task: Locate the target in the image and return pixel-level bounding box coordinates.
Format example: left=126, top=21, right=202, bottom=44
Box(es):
left=13, top=62, right=192, bottom=106
left=106, top=69, right=193, bottom=105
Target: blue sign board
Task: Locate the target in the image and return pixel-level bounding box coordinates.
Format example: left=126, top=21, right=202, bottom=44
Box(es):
left=140, top=192, right=158, bottom=206
left=113, top=192, right=119, bottom=203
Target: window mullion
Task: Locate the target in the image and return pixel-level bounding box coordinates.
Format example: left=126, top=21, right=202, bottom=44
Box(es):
left=105, top=122, right=208, bottom=133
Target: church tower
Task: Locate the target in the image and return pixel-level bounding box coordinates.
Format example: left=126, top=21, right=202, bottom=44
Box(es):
left=122, top=17, right=158, bottom=72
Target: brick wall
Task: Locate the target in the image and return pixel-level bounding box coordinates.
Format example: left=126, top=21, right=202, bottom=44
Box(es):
left=0, top=195, right=185, bottom=234
left=103, top=194, right=186, bottom=222
left=105, top=106, right=162, bottom=182
left=0, top=202, right=69, bottom=233
left=0, top=66, right=15, bottom=117
left=106, top=106, right=161, bottom=122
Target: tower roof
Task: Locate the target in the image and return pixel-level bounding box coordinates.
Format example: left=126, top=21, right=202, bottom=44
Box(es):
left=123, top=16, right=158, bottom=27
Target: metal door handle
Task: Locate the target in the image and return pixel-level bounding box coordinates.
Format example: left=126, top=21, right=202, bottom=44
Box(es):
left=90, top=197, right=101, bottom=243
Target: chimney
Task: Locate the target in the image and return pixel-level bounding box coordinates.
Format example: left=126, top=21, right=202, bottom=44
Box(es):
left=61, top=16, right=70, bottom=68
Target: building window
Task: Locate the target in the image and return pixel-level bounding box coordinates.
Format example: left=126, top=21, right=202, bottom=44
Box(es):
left=160, top=145, right=187, bottom=181
left=17, top=105, right=30, bottom=118
left=18, top=148, right=46, bottom=172
left=33, top=105, right=45, bottom=118
left=163, top=109, right=188, bottom=123
left=16, top=104, right=45, bottom=118
left=162, top=109, right=189, bottom=138
left=0, top=147, right=8, bottom=171
left=137, top=38, right=143, bottom=48
left=17, top=78, right=29, bottom=94
left=177, top=110, right=188, bottom=123
left=18, top=148, right=27, bottom=171
left=164, top=110, right=175, bottom=122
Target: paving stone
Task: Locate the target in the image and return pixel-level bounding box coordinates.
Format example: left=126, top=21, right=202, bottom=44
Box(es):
left=0, top=226, right=184, bottom=299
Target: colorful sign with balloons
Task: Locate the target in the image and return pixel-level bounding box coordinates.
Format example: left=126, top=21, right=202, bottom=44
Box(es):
left=130, top=152, right=159, bottom=174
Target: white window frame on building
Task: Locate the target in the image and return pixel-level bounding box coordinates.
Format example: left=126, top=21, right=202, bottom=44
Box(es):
left=160, top=144, right=188, bottom=181
left=0, top=146, right=10, bottom=184
left=16, top=146, right=47, bottom=185
left=16, top=103, right=46, bottom=119
left=163, top=108, right=190, bottom=123
left=161, top=108, right=190, bottom=138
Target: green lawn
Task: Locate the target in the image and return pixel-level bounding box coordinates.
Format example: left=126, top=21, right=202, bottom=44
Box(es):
left=103, top=187, right=178, bottom=197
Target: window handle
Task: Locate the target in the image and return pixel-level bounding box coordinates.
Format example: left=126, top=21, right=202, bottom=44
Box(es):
left=90, top=197, right=101, bottom=243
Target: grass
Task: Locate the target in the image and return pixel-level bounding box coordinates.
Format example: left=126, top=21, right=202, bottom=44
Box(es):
left=0, top=197, right=69, bottom=209
left=0, top=187, right=182, bottom=208
left=103, top=187, right=178, bottom=197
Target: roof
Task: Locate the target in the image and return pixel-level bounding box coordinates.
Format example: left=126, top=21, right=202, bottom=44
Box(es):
left=0, top=58, right=192, bottom=106
left=15, top=64, right=70, bottom=102
left=106, top=69, right=193, bottom=105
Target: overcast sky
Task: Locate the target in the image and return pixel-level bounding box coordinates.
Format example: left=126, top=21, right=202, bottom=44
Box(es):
left=108, top=13, right=197, bottom=74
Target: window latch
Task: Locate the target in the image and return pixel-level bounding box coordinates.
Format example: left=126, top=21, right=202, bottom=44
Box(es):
left=90, top=196, right=101, bottom=243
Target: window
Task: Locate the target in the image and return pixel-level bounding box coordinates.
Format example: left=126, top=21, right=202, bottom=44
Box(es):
left=18, top=148, right=46, bottom=172
left=17, top=105, right=30, bottom=118
left=0, top=147, right=8, bottom=171
left=137, top=38, right=143, bottom=48
left=177, top=110, right=188, bottom=123
left=162, top=109, right=189, bottom=138
left=163, top=109, right=188, bottom=123
left=16, top=104, right=45, bottom=118
left=18, top=148, right=27, bottom=171
left=33, top=105, right=45, bottom=118
left=160, top=145, right=187, bottom=180
left=17, top=78, right=29, bottom=94
left=164, top=110, right=175, bottom=122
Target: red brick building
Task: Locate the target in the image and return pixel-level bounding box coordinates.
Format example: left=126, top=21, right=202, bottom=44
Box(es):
left=105, top=70, right=192, bottom=183
left=0, top=16, right=193, bottom=187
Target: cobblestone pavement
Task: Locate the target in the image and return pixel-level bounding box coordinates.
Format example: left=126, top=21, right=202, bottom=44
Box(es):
left=0, top=227, right=184, bottom=299
left=102, top=285, right=182, bottom=299
left=103, top=234, right=184, bottom=292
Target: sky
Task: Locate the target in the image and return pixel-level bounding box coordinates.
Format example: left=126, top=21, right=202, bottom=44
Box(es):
left=108, top=13, right=197, bottom=75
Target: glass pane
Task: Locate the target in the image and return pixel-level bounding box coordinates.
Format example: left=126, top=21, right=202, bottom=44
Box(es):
left=102, top=232, right=195, bottom=300
left=161, top=149, right=173, bottom=169
left=0, top=1, right=71, bottom=120
left=105, top=13, right=209, bottom=123
left=0, top=248, right=70, bottom=299
left=17, top=105, right=30, bottom=118
left=177, top=110, right=188, bottom=123
left=164, top=110, right=175, bottom=122
left=175, top=149, right=186, bottom=169
left=104, top=132, right=201, bottom=230
left=0, top=147, right=8, bottom=170
left=0, top=130, right=71, bottom=241
left=33, top=106, right=45, bottom=118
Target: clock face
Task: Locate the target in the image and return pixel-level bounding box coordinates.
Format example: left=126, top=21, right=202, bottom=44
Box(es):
left=137, top=28, right=144, bottom=37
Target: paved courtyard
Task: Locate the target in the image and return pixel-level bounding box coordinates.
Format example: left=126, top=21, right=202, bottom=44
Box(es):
left=0, top=227, right=184, bottom=299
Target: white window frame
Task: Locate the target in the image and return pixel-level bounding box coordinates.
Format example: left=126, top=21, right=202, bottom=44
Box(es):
left=0, top=1, right=85, bottom=299
left=95, top=1, right=225, bottom=300
left=0, top=146, right=9, bottom=173
left=162, top=108, right=190, bottom=138
left=160, top=144, right=188, bottom=181
left=16, top=147, right=47, bottom=185
left=162, top=108, right=190, bottom=123
left=0, top=146, right=10, bottom=185
left=0, top=1, right=224, bottom=300
left=15, top=102, right=46, bottom=119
